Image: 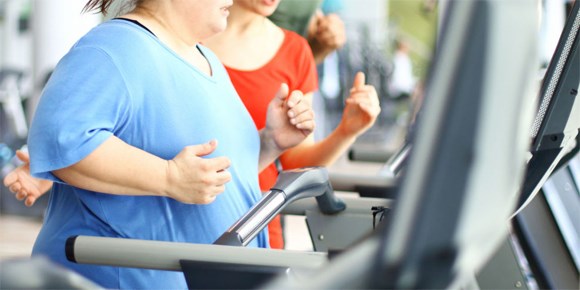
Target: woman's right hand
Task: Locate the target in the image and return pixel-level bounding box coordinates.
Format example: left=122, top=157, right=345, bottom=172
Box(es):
left=165, top=140, right=232, bottom=204
left=3, top=150, right=53, bottom=207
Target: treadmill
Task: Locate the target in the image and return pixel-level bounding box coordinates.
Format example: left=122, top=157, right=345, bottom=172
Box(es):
left=512, top=1, right=580, bottom=289
left=301, top=0, right=580, bottom=261
left=266, top=1, right=543, bottom=288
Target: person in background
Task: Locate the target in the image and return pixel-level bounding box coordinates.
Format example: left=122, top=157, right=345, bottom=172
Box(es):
left=268, top=0, right=322, bottom=37
left=272, top=0, right=349, bottom=142
left=388, top=38, right=416, bottom=100
left=7, top=0, right=314, bottom=288
left=269, top=0, right=347, bottom=64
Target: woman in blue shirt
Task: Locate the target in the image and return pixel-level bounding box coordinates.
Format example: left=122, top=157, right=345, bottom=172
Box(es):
left=20, top=0, right=314, bottom=288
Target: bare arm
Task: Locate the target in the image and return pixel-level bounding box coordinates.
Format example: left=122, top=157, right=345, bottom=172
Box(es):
left=52, top=136, right=232, bottom=204
left=280, top=72, right=381, bottom=169
left=278, top=126, right=355, bottom=169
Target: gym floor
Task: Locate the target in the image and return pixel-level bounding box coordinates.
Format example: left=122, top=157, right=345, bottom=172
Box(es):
left=0, top=214, right=41, bottom=259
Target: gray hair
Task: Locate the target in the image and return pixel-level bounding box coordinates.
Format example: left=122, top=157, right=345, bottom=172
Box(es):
left=83, top=0, right=140, bottom=16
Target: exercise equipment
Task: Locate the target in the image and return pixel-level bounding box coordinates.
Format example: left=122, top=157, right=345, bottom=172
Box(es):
left=295, top=2, right=580, bottom=288
left=510, top=5, right=580, bottom=287
left=269, top=1, right=541, bottom=288
left=513, top=155, right=580, bottom=290
left=0, top=68, right=27, bottom=139
left=328, top=0, right=580, bottom=251
left=0, top=257, right=101, bottom=289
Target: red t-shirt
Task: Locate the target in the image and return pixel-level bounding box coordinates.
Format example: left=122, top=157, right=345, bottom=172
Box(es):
left=225, top=29, right=318, bottom=249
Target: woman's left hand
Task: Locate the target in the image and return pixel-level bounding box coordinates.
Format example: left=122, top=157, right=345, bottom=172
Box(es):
left=340, top=72, right=381, bottom=137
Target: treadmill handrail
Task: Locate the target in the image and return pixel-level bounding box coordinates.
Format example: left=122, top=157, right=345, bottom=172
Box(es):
left=65, top=235, right=327, bottom=271
left=214, top=167, right=345, bottom=246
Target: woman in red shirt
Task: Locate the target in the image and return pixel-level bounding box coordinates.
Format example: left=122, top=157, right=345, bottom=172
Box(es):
left=204, top=0, right=381, bottom=249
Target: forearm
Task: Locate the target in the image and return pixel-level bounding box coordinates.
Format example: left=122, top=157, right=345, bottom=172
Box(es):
left=280, top=124, right=357, bottom=169
left=53, top=136, right=169, bottom=197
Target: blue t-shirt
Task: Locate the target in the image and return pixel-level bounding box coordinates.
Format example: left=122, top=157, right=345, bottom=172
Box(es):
left=28, top=19, right=267, bottom=289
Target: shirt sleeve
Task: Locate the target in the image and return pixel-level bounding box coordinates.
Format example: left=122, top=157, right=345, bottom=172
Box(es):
left=28, top=46, right=131, bottom=182
left=268, top=0, right=323, bottom=36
